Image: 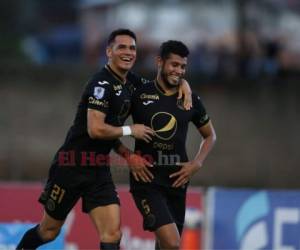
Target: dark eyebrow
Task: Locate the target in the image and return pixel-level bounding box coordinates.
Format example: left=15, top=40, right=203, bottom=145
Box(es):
left=171, top=61, right=187, bottom=69
left=117, top=44, right=127, bottom=48
left=171, top=61, right=182, bottom=66
left=117, top=44, right=136, bottom=50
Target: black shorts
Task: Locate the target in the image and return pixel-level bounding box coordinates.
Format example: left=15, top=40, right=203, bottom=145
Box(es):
left=39, top=165, right=119, bottom=220
left=130, top=184, right=186, bottom=235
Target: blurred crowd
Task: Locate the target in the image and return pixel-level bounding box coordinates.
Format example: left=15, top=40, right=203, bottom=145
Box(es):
left=17, top=0, right=300, bottom=78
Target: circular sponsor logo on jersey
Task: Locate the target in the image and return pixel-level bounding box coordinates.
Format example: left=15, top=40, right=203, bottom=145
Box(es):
left=151, top=112, right=177, bottom=140
left=46, top=199, right=56, bottom=211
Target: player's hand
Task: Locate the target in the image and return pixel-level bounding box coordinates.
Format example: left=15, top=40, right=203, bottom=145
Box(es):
left=169, top=161, right=202, bottom=188
left=127, top=153, right=154, bottom=182
left=178, top=79, right=192, bottom=110
left=130, top=124, right=154, bottom=143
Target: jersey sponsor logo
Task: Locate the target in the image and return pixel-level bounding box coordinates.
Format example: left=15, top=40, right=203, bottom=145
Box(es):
left=113, top=84, right=123, bottom=96
left=142, top=100, right=154, bottom=105
left=88, top=97, right=109, bottom=107
left=113, top=84, right=122, bottom=91
left=140, top=93, right=159, bottom=100
left=98, top=80, right=109, bottom=85
left=151, top=112, right=177, bottom=140
left=153, top=142, right=174, bottom=150
left=93, top=86, right=105, bottom=99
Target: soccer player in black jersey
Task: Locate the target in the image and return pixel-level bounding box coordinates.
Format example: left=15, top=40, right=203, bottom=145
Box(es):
left=115, top=41, right=216, bottom=249
left=16, top=29, right=154, bottom=250
left=16, top=29, right=192, bottom=250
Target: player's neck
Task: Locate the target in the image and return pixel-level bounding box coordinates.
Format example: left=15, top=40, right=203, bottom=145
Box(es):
left=156, top=76, right=178, bottom=95
left=106, top=63, right=128, bottom=83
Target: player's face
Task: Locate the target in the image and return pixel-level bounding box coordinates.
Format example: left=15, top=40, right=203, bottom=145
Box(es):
left=159, top=53, right=187, bottom=87
left=107, top=35, right=137, bottom=72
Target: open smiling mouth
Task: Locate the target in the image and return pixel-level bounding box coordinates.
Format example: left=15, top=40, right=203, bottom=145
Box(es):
left=120, top=56, right=134, bottom=63
left=169, top=75, right=180, bottom=82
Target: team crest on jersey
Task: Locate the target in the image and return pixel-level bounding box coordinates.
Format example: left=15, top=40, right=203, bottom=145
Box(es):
left=94, top=86, right=105, bottom=99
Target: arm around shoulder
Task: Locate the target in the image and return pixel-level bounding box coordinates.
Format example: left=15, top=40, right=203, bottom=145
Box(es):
left=87, top=109, right=155, bottom=141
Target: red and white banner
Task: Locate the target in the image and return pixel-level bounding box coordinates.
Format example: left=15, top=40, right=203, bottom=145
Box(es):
left=0, top=183, right=203, bottom=249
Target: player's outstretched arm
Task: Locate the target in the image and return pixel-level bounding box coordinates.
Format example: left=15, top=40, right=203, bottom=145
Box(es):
left=170, top=121, right=216, bottom=187
left=87, top=109, right=155, bottom=141
left=113, top=140, right=154, bottom=182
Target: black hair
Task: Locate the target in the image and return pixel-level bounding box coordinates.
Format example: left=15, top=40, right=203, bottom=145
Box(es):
left=159, top=40, right=189, bottom=60
left=107, top=28, right=137, bottom=46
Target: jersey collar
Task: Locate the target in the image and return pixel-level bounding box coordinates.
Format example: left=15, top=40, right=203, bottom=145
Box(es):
left=154, top=80, right=178, bottom=96
left=105, top=64, right=126, bottom=84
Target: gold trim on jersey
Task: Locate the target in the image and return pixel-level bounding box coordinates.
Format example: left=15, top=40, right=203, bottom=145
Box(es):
left=105, top=64, right=126, bottom=84
left=154, top=80, right=178, bottom=96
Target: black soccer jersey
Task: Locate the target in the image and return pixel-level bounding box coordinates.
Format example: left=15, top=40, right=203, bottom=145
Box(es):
left=52, top=65, right=142, bottom=166
left=130, top=80, right=210, bottom=187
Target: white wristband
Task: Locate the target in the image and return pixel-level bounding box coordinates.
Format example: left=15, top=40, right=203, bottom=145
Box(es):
left=122, top=126, right=132, bottom=136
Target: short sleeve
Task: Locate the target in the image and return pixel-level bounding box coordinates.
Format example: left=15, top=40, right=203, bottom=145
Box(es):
left=86, top=76, right=112, bottom=114
left=192, top=95, right=210, bottom=128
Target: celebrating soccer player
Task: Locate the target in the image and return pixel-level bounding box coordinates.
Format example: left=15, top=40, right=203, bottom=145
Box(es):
left=115, top=40, right=216, bottom=249
left=16, top=30, right=192, bottom=250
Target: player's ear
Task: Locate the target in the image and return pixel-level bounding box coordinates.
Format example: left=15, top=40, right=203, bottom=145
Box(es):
left=106, top=46, right=112, bottom=59
left=156, top=56, right=163, bottom=68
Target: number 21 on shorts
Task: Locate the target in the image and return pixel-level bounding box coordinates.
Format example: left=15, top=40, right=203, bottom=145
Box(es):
left=50, top=184, right=66, bottom=204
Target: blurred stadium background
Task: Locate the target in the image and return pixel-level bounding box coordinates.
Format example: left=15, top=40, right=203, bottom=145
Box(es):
left=0, top=0, right=300, bottom=249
